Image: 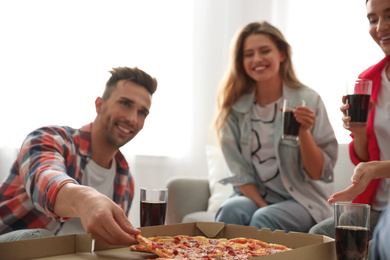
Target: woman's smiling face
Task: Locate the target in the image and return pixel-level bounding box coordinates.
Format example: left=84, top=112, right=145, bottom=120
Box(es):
left=242, top=33, right=285, bottom=84
left=367, top=0, right=390, bottom=55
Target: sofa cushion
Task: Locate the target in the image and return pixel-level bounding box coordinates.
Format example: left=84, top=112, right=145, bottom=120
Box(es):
left=205, top=145, right=234, bottom=213
left=182, top=211, right=216, bottom=223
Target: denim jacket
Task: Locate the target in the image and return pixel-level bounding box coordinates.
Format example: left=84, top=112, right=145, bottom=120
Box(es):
left=220, top=85, right=338, bottom=223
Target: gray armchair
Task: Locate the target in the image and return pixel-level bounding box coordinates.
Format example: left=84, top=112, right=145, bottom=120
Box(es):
left=166, top=177, right=214, bottom=224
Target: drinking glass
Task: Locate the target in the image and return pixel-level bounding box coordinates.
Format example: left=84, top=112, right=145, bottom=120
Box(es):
left=282, top=99, right=305, bottom=141
left=140, top=187, right=168, bottom=227
left=345, top=79, right=372, bottom=127
left=334, top=202, right=370, bottom=260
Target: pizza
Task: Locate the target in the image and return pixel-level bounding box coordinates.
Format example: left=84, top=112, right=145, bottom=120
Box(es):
left=130, top=234, right=291, bottom=259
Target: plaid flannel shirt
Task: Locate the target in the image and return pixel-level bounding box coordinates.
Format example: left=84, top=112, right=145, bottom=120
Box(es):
left=0, top=123, right=134, bottom=234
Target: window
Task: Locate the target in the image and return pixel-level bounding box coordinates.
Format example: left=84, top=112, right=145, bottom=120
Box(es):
left=0, top=0, right=193, bottom=157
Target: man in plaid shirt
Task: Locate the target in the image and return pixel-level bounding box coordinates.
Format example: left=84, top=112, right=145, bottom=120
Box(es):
left=0, top=67, right=157, bottom=245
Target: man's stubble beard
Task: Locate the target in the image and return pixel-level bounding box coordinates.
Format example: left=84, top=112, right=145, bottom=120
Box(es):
left=104, top=128, right=134, bottom=150
left=100, top=107, right=137, bottom=150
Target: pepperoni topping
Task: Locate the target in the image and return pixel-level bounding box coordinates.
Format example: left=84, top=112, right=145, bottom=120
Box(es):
left=133, top=234, right=291, bottom=259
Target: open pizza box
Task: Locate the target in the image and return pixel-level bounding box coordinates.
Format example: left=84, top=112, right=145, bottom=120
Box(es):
left=0, top=222, right=336, bottom=260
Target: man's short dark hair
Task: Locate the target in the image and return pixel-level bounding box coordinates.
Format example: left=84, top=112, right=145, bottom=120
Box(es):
left=103, top=67, right=157, bottom=100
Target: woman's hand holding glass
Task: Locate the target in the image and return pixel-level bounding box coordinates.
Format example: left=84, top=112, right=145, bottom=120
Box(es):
left=294, top=106, right=315, bottom=134
left=340, top=96, right=374, bottom=135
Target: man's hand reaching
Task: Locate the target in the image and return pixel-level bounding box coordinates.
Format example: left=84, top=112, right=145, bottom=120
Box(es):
left=54, top=183, right=141, bottom=245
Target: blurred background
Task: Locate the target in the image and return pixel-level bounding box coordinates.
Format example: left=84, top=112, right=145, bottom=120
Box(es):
left=0, top=0, right=384, bottom=226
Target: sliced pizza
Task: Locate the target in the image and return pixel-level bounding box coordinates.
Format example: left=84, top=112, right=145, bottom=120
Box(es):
left=132, top=234, right=291, bottom=259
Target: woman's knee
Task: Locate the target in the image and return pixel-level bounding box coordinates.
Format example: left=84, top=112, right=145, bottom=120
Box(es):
left=250, top=208, right=277, bottom=229
left=215, top=196, right=257, bottom=224
left=250, top=201, right=315, bottom=232
left=309, top=217, right=334, bottom=237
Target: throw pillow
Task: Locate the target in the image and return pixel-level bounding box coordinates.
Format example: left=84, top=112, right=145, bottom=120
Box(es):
left=205, top=145, right=234, bottom=213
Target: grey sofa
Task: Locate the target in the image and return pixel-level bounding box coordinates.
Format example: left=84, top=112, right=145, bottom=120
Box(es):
left=165, top=143, right=354, bottom=224
left=166, top=177, right=213, bottom=224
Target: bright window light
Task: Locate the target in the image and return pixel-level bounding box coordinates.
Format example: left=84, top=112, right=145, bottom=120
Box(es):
left=0, top=0, right=193, bottom=157
left=283, top=0, right=384, bottom=144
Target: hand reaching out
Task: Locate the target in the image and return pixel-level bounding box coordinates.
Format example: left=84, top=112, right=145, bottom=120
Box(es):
left=79, top=191, right=141, bottom=245
left=328, top=162, right=374, bottom=204
left=328, top=161, right=390, bottom=204
left=54, top=183, right=141, bottom=246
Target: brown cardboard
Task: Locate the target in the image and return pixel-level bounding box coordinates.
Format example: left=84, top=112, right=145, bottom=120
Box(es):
left=0, top=233, right=92, bottom=260
left=0, top=222, right=336, bottom=260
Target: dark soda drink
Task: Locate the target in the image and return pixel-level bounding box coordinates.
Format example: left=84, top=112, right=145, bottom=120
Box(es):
left=140, top=200, right=167, bottom=227
left=283, top=111, right=300, bottom=136
left=335, top=226, right=369, bottom=260
left=346, top=94, right=371, bottom=123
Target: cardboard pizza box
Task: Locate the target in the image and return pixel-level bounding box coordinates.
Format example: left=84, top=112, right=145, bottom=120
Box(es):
left=0, top=222, right=336, bottom=260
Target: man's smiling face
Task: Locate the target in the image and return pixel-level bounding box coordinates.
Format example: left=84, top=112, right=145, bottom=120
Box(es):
left=96, top=79, right=152, bottom=149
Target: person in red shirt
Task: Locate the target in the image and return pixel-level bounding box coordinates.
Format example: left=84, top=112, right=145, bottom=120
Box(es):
left=0, top=67, right=157, bottom=245
left=310, top=0, right=390, bottom=258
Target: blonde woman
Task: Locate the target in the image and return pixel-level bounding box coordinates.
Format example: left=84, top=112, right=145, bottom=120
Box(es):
left=214, top=21, right=338, bottom=232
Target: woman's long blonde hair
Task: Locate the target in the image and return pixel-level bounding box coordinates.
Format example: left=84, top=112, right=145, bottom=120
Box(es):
left=214, top=21, right=306, bottom=137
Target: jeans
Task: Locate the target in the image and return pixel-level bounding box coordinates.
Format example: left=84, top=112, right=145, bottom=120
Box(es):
left=0, top=229, right=54, bottom=242
left=215, top=196, right=316, bottom=233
